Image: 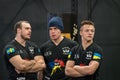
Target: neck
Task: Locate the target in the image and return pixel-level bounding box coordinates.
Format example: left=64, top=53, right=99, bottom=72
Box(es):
left=15, top=36, right=26, bottom=47
left=82, top=39, right=93, bottom=50
left=52, top=36, right=64, bottom=46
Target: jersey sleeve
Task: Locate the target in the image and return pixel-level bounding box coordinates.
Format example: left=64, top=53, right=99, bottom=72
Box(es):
left=67, top=46, right=77, bottom=61
left=33, top=44, right=42, bottom=56
left=92, top=46, right=103, bottom=63
left=4, top=44, right=19, bottom=60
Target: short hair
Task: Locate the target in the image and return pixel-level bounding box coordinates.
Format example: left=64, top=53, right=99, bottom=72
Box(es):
left=14, top=20, right=29, bottom=34
left=80, top=20, right=95, bottom=31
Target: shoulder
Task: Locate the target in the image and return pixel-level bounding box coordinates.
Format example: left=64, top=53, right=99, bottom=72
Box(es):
left=4, top=40, right=16, bottom=49
left=3, top=40, right=16, bottom=55
left=71, top=44, right=79, bottom=50
left=40, top=40, right=52, bottom=48
left=93, top=43, right=102, bottom=50
left=27, top=40, right=39, bottom=47
left=64, top=37, right=78, bottom=45
left=91, top=43, right=103, bottom=55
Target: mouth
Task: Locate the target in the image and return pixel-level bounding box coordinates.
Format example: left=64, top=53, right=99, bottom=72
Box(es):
left=27, top=34, right=31, bottom=37
left=52, top=34, right=56, bottom=37
left=88, top=36, right=92, bottom=38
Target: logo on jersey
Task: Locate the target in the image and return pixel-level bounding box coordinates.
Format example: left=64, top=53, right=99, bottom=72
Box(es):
left=17, top=77, right=25, bottom=80
left=29, top=47, right=34, bottom=54
left=37, top=48, right=41, bottom=53
left=49, top=59, right=65, bottom=76
left=62, top=47, right=70, bottom=55
left=74, top=54, right=79, bottom=59
left=68, top=51, right=72, bottom=58
left=44, top=51, right=52, bottom=56
left=93, top=52, right=101, bottom=59
left=86, top=51, right=93, bottom=60
left=6, top=48, right=15, bottom=54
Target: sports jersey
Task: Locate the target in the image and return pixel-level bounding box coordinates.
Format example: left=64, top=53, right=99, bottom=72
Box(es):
left=0, top=53, right=8, bottom=80
left=40, top=37, right=77, bottom=80
left=69, top=42, right=103, bottom=80
left=3, top=39, right=41, bottom=80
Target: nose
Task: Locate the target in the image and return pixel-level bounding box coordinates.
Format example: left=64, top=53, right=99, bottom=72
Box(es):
left=88, top=30, right=93, bottom=35
left=29, top=28, right=32, bottom=33
left=51, top=29, right=55, bottom=33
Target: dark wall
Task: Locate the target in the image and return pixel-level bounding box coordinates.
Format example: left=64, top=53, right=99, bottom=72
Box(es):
left=0, top=0, right=120, bottom=80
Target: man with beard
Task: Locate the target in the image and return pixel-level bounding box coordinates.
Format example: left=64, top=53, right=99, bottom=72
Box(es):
left=3, top=20, right=46, bottom=80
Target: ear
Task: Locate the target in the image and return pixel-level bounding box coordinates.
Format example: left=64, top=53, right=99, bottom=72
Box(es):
left=17, top=28, right=21, bottom=33
left=80, top=31, right=82, bottom=36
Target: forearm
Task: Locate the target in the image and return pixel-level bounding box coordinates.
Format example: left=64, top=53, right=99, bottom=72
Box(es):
left=15, top=60, right=35, bottom=73
left=37, top=71, right=43, bottom=80
left=65, top=67, right=84, bottom=77
left=73, top=65, right=91, bottom=75
left=74, top=61, right=99, bottom=75
left=28, top=61, right=46, bottom=72
left=27, top=56, right=46, bottom=72
left=16, top=55, right=46, bottom=73
left=22, top=60, right=35, bottom=71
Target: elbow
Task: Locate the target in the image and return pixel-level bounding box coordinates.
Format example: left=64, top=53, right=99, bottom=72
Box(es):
left=42, top=64, right=46, bottom=69
left=38, top=61, right=46, bottom=70
left=41, top=62, right=46, bottom=69
left=87, top=69, right=95, bottom=75
left=38, top=64, right=46, bottom=71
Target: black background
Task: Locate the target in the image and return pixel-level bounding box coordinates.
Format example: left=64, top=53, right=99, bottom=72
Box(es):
left=0, top=0, right=120, bottom=80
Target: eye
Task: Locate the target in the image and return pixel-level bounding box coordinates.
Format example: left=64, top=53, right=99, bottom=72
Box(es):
left=91, top=29, right=95, bottom=32
left=85, top=29, right=89, bottom=32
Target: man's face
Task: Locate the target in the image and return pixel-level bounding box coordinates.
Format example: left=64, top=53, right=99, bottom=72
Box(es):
left=80, top=24, right=95, bottom=41
left=20, top=22, right=32, bottom=40
left=49, top=26, right=61, bottom=40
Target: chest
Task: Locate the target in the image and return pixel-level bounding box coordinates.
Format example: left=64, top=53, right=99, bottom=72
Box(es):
left=74, top=49, right=94, bottom=65
left=16, top=45, right=35, bottom=59
left=43, top=45, right=71, bottom=60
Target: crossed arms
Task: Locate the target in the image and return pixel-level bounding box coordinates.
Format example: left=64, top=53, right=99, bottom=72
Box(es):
left=9, top=55, right=46, bottom=73
left=65, top=60, right=99, bottom=77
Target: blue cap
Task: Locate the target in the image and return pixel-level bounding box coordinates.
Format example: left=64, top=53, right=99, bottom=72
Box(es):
left=48, top=16, right=64, bottom=31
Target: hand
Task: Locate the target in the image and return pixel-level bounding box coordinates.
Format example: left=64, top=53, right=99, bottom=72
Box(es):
left=31, top=60, right=36, bottom=66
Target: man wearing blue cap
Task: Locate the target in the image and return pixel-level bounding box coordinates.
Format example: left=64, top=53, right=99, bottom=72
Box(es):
left=39, top=16, right=78, bottom=80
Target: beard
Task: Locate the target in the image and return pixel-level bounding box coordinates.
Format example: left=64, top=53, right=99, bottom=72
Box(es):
left=21, top=34, right=30, bottom=40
